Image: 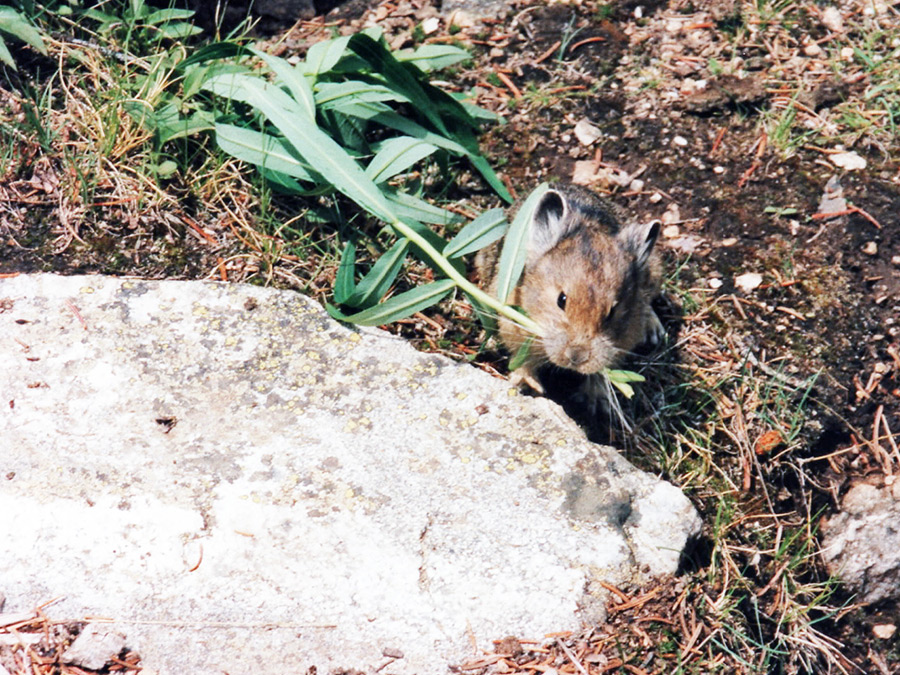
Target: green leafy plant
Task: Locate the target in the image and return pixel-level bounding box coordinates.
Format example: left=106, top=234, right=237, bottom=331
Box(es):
left=0, top=5, right=46, bottom=70
left=189, top=30, right=643, bottom=397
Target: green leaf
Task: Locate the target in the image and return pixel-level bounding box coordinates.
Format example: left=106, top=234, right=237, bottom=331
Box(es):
left=334, top=241, right=357, bottom=304
left=304, top=35, right=351, bottom=76
left=179, top=41, right=249, bottom=69
left=366, top=137, right=438, bottom=183
left=348, top=33, right=450, bottom=136
left=604, top=369, right=646, bottom=399
left=251, top=48, right=316, bottom=122
left=230, top=77, right=398, bottom=222
left=384, top=189, right=460, bottom=226
left=214, top=123, right=320, bottom=183
left=157, top=22, right=203, bottom=39
left=0, top=6, right=46, bottom=56
left=326, top=279, right=455, bottom=326
left=495, top=183, right=548, bottom=303
left=396, top=44, right=470, bottom=71
left=444, top=208, right=507, bottom=259
left=343, top=239, right=410, bottom=309
left=0, top=38, right=14, bottom=69
left=144, top=8, right=196, bottom=25
left=508, top=335, right=534, bottom=370
left=315, top=81, right=409, bottom=108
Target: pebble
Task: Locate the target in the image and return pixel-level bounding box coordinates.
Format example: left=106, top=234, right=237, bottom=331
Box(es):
left=662, top=225, right=680, bottom=238
left=713, top=166, right=725, bottom=174
left=862, top=242, right=878, bottom=256
left=421, top=17, right=440, bottom=35
left=803, top=44, right=822, bottom=57
left=673, top=135, right=688, bottom=147
left=873, top=623, right=897, bottom=639
left=629, top=178, right=645, bottom=192
left=735, top=272, right=763, bottom=292
left=573, top=118, right=602, bottom=146
left=62, top=624, right=126, bottom=671
left=708, top=278, right=723, bottom=290
left=830, top=151, right=867, bottom=171
left=840, top=46, right=855, bottom=61
left=891, top=255, right=900, bottom=266
left=721, top=237, right=738, bottom=246
left=822, top=6, right=844, bottom=33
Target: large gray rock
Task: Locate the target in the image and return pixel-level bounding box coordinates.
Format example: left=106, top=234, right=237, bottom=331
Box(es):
left=0, top=273, right=700, bottom=675
left=820, top=482, right=900, bottom=604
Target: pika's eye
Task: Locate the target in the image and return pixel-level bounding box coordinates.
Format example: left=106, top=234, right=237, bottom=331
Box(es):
left=606, top=302, right=618, bottom=322
left=557, top=292, right=567, bottom=311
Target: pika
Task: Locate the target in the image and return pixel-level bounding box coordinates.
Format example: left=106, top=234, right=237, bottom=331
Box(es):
left=477, top=184, right=663, bottom=405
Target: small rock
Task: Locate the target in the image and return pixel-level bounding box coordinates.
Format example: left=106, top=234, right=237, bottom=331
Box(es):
left=735, top=272, right=763, bottom=292
left=661, top=203, right=681, bottom=225
left=713, top=166, right=725, bottom=174
left=873, top=623, right=897, bottom=639
left=628, top=178, right=645, bottom=192
left=421, top=17, right=440, bottom=35
left=62, top=624, right=126, bottom=671
left=633, top=6, right=643, bottom=19
left=830, top=151, right=866, bottom=170
left=708, top=278, right=723, bottom=290
left=721, top=237, right=738, bottom=247
left=818, top=175, right=846, bottom=215
left=891, top=255, right=900, bottom=266
left=862, top=241, right=878, bottom=256
left=662, top=225, right=680, bottom=239
left=840, top=46, right=855, bottom=61
left=673, top=135, right=688, bottom=147
left=803, top=44, right=822, bottom=57
left=446, top=10, right=475, bottom=28
left=573, top=118, right=602, bottom=146
left=649, top=192, right=663, bottom=203
left=821, top=6, right=844, bottom=33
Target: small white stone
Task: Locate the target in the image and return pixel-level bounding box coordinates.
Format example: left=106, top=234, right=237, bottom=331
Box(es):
left=721, top=237, right=738, bottom=247
left=735, top=272, right=763, bottom=292
left=649, top=192, right=663, bottom=203
left=629, top=178, right=645, bottom=192
left=862, top=241, right=878, bottom=256
left=891, top=255, right=900, bottom=266
left=830, top=151, right=867, bottom=170
left=709, top=278, right=723, bottom=290
left=713, top=166, right=726, bottom=174
left=822, top=6, right=844, bottom=33
left=633, top=6, right=643, bottom=19
left=573, top=118, right=602, bottom=146
left=873, top=624, right=897, bottom=639
left=662, top=225, right=680, bottom=238
left=840, top=46, right=855, bottom=61
left=673, top=135, right=688, bottom=147
left=421, top=17, right=440, bottom=35
left=803, top=44, right=822, bottom=57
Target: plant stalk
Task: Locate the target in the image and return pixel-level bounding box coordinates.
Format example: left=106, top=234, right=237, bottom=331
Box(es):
left=388, top=217, right=544, bottom=336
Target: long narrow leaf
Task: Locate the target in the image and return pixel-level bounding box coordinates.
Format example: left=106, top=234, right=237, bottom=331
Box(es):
left=215, top=123, right=320, bottom=183
left=443, top=208, right=507, bottom=259
left=251, top=48, right=315, bottom=121
left=0, top=7, right=46, bottom=54
left=366, top=137, right=438, bottom=183
left=396, top=44, right=470, bottom=72
left=334, top=241, right=357, bottom=304
left=327, top=279, right=455, bottom=326
left=348, top=33, right=449, bottom=136
left=304, top=35, right=351, bottom=76
left=385, top=190, right=461, bottom=226
left=315, top=81, right=409, bottom=108
left=494, top=183, right=549, bottom=303
left=343, top=239, right=409, bottom=309
left=234, top=78, right=398, bottom=223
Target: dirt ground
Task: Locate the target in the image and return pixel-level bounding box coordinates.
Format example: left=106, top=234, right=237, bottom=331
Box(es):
left=2, top=0, right=899, bottom=672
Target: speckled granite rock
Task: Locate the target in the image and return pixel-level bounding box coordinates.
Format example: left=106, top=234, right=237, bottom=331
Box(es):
left=821, top=482, right=900, bottom=604
left=0, top=273, right=700, bottom=675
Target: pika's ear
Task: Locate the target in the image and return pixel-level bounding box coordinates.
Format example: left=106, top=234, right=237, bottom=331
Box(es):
left=619, top=219, right=661, bottom=266
left=529, top=189, right=574, bottom=262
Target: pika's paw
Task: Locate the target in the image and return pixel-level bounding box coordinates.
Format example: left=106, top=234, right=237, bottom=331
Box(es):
left=643, top=309, right=666, bottom=347
left=510, top=367, right=545, bottom=394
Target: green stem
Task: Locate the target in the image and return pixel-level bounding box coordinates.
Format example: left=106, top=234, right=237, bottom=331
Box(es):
left=389, top=217, right=543, bottom=336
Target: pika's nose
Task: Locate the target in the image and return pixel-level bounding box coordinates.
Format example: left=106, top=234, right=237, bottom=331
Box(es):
left=565, top=346, right=589, bottom=367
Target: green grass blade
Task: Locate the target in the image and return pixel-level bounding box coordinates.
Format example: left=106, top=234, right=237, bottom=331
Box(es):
left=444, top=207, right=507, bottom=259
left=144, top=8, right=196, bottom=25
left=365, top=137, right=438, bottom=183
left=215, top=123, right=319, bottom=183
left=495, top=183, right=548, bottom=302
left=334, top=241, right=357, bottom=304
left=327, top=279, right=455, bottom=326
left=469, top=154, right=512, bottom=204
left=0, top=38, right=14, bottom=68
left=343, top=239, right=410, bottom=308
